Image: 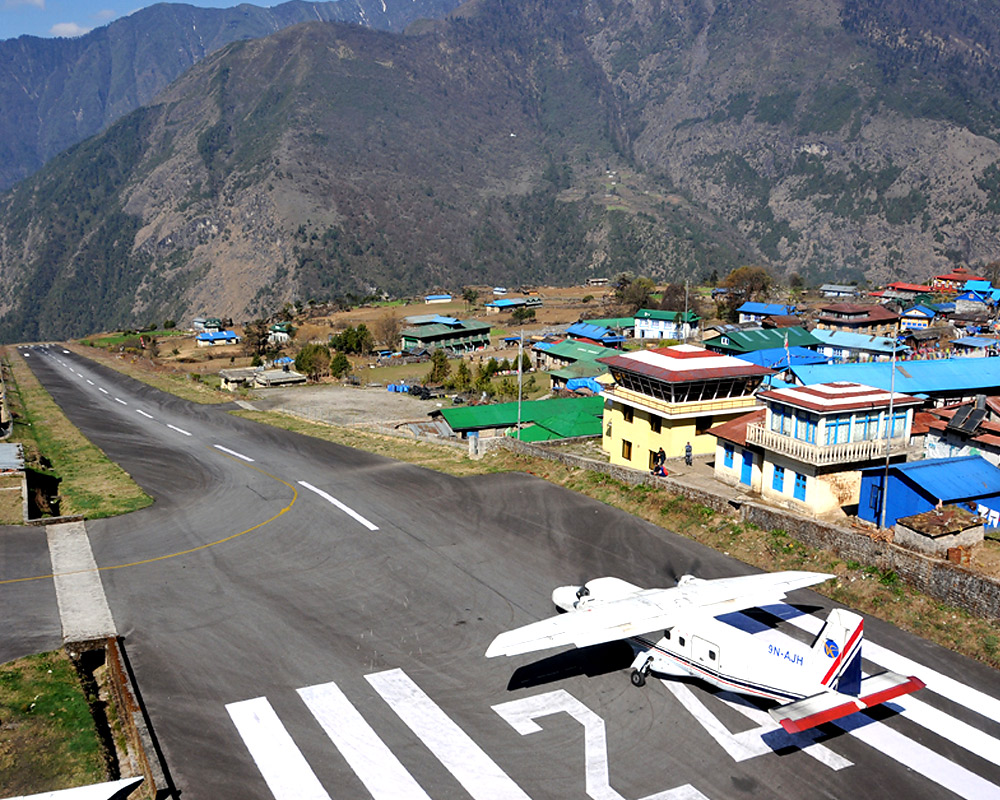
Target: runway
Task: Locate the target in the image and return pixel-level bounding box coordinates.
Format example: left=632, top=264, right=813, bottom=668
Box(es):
left=5, top=343, right=1000, bottom=799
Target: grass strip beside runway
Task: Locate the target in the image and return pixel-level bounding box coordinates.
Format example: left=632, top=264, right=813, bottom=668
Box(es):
left=4, top=351, right=152, bottom=519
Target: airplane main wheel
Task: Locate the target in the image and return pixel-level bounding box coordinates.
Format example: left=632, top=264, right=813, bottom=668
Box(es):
left=630, top=669, right=646, bottom=688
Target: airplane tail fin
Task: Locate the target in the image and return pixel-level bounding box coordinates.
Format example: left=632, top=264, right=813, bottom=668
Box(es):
left=811, top=608, right=864, bottom=696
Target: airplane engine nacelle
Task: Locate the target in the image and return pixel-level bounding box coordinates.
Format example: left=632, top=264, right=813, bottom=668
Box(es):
left=552, top=585, right=589, bottom=612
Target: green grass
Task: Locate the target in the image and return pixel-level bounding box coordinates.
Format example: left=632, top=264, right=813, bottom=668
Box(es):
left=5, top=350, right=152, bottom=519
left=0, top=650, right=105, bottom=794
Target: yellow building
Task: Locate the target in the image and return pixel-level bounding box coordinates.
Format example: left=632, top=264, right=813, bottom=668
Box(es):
left=597, top=344, right=770, bottom=470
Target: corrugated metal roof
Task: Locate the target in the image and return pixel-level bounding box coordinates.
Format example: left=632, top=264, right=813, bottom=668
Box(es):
left=703, top=326, right=819, bottom=353
left=437, top=395, right=604, bottom=432
left=791, top=358, right=1000, bottom=394
left=808, top=329, right=908, bottom=353
left=583, top=317, right=636, bottom=328
left=737, top=302, right=794, bottom=315
left=542, top=340, right=619, bottom=362
left=862, top=456, right=1000, bottom=501
left=736, top=346, right=828, bottom=368
left=0, top=442, right=23, bottom=471
left=634, top=309, right=700, bottom=322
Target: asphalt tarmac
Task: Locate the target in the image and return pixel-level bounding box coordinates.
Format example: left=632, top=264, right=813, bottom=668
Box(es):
left=6, top=344, right=1000, bottom=800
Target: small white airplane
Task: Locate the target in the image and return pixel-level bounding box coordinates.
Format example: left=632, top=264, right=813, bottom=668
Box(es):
left=486, top=570, right=925, bottom=733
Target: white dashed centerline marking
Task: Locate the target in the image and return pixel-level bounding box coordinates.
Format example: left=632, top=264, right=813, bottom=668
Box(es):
left=214, top=444, right=255, bottom=462
left=298, top=481, right=379, bottom=531
left=114, top=398, right=127, bottom=405
left=136, top=409, right=154, bottom=419
left=86, top=379, right=94, bottom=385
left=167, top=424, right=192, bottom=436
left=99, top=388, right=109, bottom=394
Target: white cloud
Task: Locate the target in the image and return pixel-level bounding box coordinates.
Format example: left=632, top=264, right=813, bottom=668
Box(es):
left=49, top=21, right=89, bottom=37
left=3, top=0, right=46, bottom=9
left=93, top=9, right=116, bottom=22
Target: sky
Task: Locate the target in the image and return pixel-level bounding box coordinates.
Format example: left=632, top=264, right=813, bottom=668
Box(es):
left=0, top=0, right=254, bottom=41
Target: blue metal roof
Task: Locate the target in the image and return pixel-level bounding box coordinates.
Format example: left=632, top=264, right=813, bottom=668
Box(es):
left=196, top=330, right=239, bottom=341
left=952, top=337, right=997, bottom=348
left=862, top=456, right=1000, bottom=502
left=737, top=302, right=794, bottom=316
left=486, top=298, right=523, bottom=308
left=566, top=322, right=626, bottom=343
left=736, top=346, right=829, bottom=369
left=791, top=358, right=1000, bottom=394
left=903, top=305, right=936, bottom=317
left=425, top=294, right=452, bottom=300
left=808, top=329, right=907, bottom=354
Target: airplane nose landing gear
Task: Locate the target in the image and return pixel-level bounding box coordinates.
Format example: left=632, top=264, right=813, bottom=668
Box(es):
left=630, top=656, right=652, bottom=687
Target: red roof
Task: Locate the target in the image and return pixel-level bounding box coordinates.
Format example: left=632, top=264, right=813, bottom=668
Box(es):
left=758, top=382, right=922, bottom=413
left=816, top=304, right=899, bottom=324
left=707, top=409, right=765, bottom=446
left=597, top=344, right=772, bottom=383
left=935, top=268, right=985, bottom=282
left=887, top=282, right=933, bottom=293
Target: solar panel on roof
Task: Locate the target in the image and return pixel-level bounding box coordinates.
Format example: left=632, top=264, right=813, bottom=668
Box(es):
left=946, top=406, right=973, bottom=433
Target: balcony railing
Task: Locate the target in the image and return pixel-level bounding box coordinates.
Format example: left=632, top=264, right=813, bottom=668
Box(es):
left=602, top=385, right=758, bottom=417
left=745, top=423, right=909, bottom=466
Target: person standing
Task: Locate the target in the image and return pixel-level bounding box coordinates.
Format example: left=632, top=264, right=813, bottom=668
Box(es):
left=684, top=441, right=693, bottom=466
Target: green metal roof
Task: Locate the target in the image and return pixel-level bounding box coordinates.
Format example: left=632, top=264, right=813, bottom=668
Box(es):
left=583, top=317, right=635, bottom=329
left=438, top=395, right=604, bottom=432
left=542, top=340, right=619, bottom=363
left=549, top=362, right=608, bottom=380
left=401, top=320, right=491, bottom=340
left=703, top=326, right=819, bottom=353
left=635, top=308, right=700, bottom=322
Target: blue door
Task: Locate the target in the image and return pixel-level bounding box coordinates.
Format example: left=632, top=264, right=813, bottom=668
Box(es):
left=794, top=472, right=807, bottom=501
left=740, top=449, right=753, bottom=485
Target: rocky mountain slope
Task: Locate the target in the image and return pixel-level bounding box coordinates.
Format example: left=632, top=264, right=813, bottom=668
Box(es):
left=0, top=0, right=463, bottom=190
left=3, top=0, right=1000, bottom=341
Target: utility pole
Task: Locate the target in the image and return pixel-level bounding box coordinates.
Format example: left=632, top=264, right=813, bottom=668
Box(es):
left=683, top=279, right=690, bottom=343
left=879, top=322, right=900, bottom=529
left=517, top=329, right=523, bottom=440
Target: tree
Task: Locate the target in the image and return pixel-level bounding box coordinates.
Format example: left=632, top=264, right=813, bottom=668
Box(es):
left=426, top=349, right=451, bottom=383
left=511, top=306, right=536, bottom=323
left=331, top=324, right=374, bottom=355
left=452, top=360, right=472, bottom=391
left=462, top=287, right=479, bottom=308
left=658, top=283, right=687, bottom=311
left=720, top=266, right=772, bottom=299
left=372, top=313, right=402, bottom=349
left=330, top=351, right=351, bottom=378
left=613, top=273, right=655, bottom=313
left=242, top=319, right=270, bottom=357
left=295, top=343, right=332, bottom=381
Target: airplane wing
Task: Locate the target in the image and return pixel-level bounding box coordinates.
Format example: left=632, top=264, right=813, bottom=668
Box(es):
left=486, top=570, right=833, bottom=658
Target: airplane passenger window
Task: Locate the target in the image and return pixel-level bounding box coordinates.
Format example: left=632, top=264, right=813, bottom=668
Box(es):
left=664, top=630, right=671, bottom=640
left=678, top=637, right=685, bottom=646
left=709, top=651, right=716, bottom=660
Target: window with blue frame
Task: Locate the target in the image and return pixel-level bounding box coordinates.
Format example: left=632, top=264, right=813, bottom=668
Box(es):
left=772, top=464, right=785, bottom=492
left=882, top=410, right=907, bottom=438
left=826, top=415, right=851, bottom=444
left=857, top=411, right=881, bottom=440
left=724, top=443, right=734, bottom=468
left=794, top=472, right=807, bottom=501
left=770, top=404, right=791, bottom=435
left=795, top=412, right=817, bottom=443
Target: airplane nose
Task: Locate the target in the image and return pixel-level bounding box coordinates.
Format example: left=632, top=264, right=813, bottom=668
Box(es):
left=552, top=585, right=583, bottom=611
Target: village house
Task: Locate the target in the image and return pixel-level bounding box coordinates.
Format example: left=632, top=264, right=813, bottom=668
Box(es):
left=813, top=303, right=899, bottom=336
left=932, top=267, right=985, bottom=293
left=808, top=329, right=909, bottom=362
left=710, top=382, right=922, bottom=515
left=736, top=302, right=795, bottom=324
left=596, top=344, right=771, bottom=469
left=399, top=315, right=490, bottom=352
left=702, top=326, right=820, bottom=356
left=633, top=309, right=700, bottom=341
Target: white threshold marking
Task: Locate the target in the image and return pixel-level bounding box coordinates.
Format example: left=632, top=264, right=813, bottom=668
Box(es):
left=86, top=379, right=94, bottom=385
left=167, top=424, right=192, bottom=436
left=226, top=697, right=331, bottom=800
left=298, top=681, right=432, bottom=800
left=99, top=387, right=109, bottom=394
left=298, top=481, right=378, bottom=531
left=367, top=668, right=531, bottom=800
left=114, top=398, right=127, bottom=405
left=136, top=409, right=154, bottom=419
left=214, top=444, right=255, bottom=462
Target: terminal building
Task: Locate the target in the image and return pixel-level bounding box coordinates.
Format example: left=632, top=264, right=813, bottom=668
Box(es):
left=597, top=344, right=770, bottom=469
